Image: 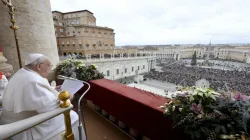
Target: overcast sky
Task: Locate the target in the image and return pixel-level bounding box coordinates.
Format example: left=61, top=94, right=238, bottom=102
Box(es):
left=50, top=0, right=250, bottom=46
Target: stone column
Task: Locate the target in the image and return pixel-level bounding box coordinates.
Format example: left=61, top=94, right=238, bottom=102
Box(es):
left=0, top=0, right=59, bottom=72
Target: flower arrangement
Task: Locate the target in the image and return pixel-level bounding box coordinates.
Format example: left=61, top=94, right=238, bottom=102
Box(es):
left=160, top=87, right=250, bottom=140
left=55, top=59, right=104, bottom=81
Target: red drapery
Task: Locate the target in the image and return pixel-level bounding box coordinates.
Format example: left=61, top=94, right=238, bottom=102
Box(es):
left=81, top=79, right=190, bottom=140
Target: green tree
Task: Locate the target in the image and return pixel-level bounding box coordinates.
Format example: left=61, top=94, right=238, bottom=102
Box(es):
left=191, top=51, right=197, bottom=66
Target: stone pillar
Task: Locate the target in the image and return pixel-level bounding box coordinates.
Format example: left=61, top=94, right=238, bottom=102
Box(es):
left=0, top=0, right=59, bottom=72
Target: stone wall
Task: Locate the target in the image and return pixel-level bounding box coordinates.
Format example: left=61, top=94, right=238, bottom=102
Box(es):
left=0, top=0, right=59, bottom=72
left=81, top=56, right=156, bottom=80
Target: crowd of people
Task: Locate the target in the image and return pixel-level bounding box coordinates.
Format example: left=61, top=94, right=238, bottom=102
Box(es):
left=144, top=60, right=250, bottom=94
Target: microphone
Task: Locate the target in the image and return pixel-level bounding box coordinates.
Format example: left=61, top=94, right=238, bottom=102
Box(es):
left=57, top=75, right=90, bottom=140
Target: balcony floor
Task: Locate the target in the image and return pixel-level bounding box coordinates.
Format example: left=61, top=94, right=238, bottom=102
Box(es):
left=82, top=106, right=133, bottom=140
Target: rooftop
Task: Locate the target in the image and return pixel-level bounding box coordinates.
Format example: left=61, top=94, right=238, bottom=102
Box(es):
left=52, top=10, right=93, bottom=15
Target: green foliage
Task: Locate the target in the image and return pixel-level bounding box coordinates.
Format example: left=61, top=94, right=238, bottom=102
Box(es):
left=191, top=51, right=197, bottom=66
left=160, top=87, right=250, bottom=140
left=55, top=59, right=104, bottom=81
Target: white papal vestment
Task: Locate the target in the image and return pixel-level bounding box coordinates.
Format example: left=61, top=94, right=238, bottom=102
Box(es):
left=0, top=68, right=79, bottom=140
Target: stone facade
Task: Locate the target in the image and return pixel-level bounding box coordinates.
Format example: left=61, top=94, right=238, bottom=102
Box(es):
left=52, top=10, right=115, bottom=57
left=153, top=45, right=250, bottom=63
left=0, top=0, right=59, bottom=72
left=61, top=56, right=156, bottom=80
left=89, top=56, right=156, bottom=80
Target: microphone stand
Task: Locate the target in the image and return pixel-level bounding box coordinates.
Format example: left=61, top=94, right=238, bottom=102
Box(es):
left=57, top=75, right=90, bottom=140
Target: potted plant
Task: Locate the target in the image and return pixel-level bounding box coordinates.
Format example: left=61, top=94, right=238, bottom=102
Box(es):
left=55, top=59, right=104, bottom=82
left=55, top=59, right=105, bottom=108
left=160, top=87, right=250, bottom=140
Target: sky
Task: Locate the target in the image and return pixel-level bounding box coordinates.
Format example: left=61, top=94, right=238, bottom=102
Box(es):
left=50, top=0, right=250, bottom=46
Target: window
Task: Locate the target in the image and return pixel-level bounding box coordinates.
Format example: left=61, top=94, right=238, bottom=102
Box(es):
left=73, top=31, right=75, bottom=33
left=116, top=69, right=119, bottom=75
left=111, top=44, right=113, bottom=46
left=138, top=66, right=140, bottom=70
left=78, top=31, right=81, bottom=34
left=143, top=65, right=145, bottom=69
left=132, top=67, right=134, bottom=72
left=107, top=70, right=110, bottom=76
left=125, top=68, right=127, bottom=73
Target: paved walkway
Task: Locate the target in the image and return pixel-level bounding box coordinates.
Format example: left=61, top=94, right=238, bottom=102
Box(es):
left=127, top=79, right=177, bottom=97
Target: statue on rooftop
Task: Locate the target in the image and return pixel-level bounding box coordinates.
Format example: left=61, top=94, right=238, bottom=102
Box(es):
left=0, top=45, right=13, bottom=75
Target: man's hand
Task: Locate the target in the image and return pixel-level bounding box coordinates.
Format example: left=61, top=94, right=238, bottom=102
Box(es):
left=55, top=85, right=61, bottom=92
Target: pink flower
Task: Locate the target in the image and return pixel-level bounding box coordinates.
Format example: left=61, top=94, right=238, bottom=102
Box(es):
left=191, top=103, right=203, bottom=114
left=235, top=93, right=249, bottom=101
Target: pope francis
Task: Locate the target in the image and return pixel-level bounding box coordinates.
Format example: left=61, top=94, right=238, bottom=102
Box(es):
left=0, top=53, right=79, bottom=140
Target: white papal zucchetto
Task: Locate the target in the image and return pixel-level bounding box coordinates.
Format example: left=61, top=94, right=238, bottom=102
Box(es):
left=24, top=53, right=44, bottom=65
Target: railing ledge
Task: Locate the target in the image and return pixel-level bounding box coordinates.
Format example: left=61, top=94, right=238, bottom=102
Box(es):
left=0, top=105, right=73, bottom=139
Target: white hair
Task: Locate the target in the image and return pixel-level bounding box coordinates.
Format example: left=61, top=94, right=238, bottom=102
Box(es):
left=25, top=56, right=49, bottom=69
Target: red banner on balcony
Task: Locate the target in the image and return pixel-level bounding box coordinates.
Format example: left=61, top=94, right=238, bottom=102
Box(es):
left=84, top=79, right=190, bottom=140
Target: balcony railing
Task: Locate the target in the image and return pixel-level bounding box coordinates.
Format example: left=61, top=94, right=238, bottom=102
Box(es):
left=77, top=78, right=190, bottom=140
left=0, top=91, right=75, bottom=140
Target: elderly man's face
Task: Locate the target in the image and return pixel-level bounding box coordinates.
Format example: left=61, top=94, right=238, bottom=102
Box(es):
left=36, top=59, right=53, bottom=78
